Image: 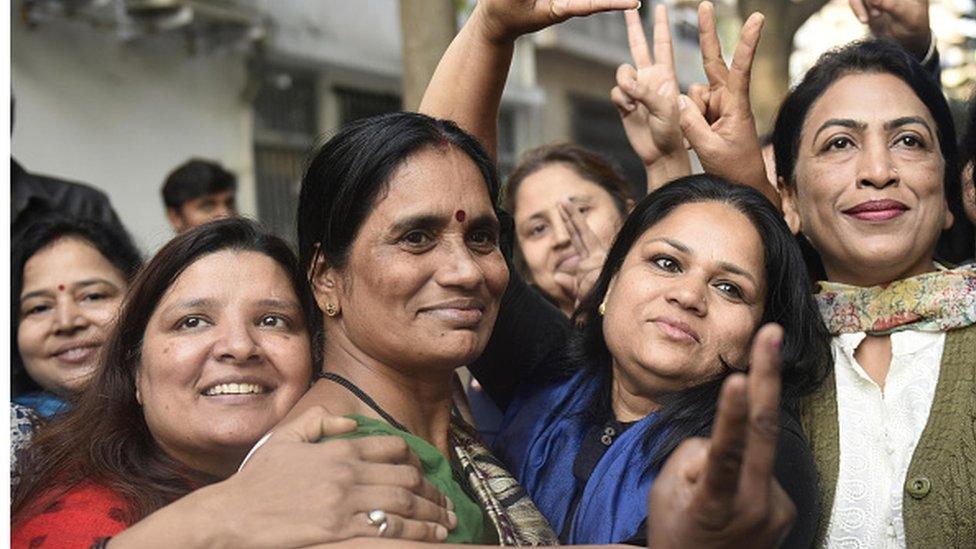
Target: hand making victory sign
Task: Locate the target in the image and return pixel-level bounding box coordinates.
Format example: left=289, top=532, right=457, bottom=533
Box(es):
left=611, top=5, right=692, bottom=192
left=678, top=2, right=778, bottom=207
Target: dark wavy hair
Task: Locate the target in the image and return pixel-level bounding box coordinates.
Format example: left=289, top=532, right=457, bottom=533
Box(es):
left=298, top=111, right=501, bottom=276
left=13, top=218, right=318, bottom=526
left=12, top=216, right=143, bottom=397
left=772, top=38, right=971, bottom=273
left=569, top=174, right=831, bottom=471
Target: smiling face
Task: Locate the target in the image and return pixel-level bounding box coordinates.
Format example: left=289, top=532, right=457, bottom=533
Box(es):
left=781, top=72, right=951, bottom=286
left=514, top=163, right=626, bottom=313
left=314, top=146, right=508, bottom=375
left=602, top=201, right=766, bottom=411
left=18, top=237, right=127, bottom=397
left=137, top=250, right=311, bottom=477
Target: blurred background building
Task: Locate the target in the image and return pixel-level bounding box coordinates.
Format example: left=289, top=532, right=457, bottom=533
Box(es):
left=11, top=0, right=975, bottom=252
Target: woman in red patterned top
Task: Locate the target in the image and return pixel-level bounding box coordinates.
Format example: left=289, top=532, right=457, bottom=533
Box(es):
left=12, top=219, right=455, bottom=548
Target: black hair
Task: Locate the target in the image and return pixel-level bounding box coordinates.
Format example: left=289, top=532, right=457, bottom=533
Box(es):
left=13, top=217, right=319, bottom=525
left=297, top=111, right=501, bottom=275
left=569, top=174, right=831, bottom=472
left=12, top=217, right=143, bottom=397
left=772, top=38, right=970, bottom=270
left=161, top=159, right=237, bottom=210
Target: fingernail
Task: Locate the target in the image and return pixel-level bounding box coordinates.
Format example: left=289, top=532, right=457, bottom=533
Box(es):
left=678, top=95, right=688, bottom=110
left=636, top=1, right=642, bottom=9
left=448, top=511, right=458, bottom=527
left=436, top=525, right=448, bottom=541
left=446, top=497, right=454, bottom=511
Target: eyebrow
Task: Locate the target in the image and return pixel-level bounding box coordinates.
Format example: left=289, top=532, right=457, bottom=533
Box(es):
left=884, top=116, right=933, bottom=138
left=391, top=212, right=500, bottom=233
left=20, top=278, right=120, bottom=302
left=257, top=298, right=301, bottom=310
left=524, top=194, right=592, bottom=221
left=648, top=237, right=758, bottom=286
left=812, top=118, right=867, bottom=143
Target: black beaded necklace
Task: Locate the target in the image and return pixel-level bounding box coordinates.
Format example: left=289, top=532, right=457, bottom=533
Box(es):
left=317, top=371, right=411, bottom=432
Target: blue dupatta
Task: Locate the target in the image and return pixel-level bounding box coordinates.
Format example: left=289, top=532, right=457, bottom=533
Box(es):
left=493, top=370, right=662, bottom=544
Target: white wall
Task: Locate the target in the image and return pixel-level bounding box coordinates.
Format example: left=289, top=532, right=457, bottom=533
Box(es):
left=11, top=3, right=254, bottom=254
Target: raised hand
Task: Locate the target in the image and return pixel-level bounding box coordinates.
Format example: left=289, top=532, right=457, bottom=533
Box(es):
left=849, top=0, right=931, bottom=59
left=611, top=6, right=692, bottom=191
left=551, top=200, right=609, bottom=309
left=477, top=0, right=640, bottom=44
left=647, top=324, right=796, bottom=549
left=677, top=2, right=778, bottom=207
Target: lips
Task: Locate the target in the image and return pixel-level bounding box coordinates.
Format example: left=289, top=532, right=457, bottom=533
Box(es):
left=51, top=342, right=102, bottom=365
left=842, top=199, right=909, bottom=222
left=200, top=378, right=273, bottom=398
left=418, top=299, right=486, bottom=328
left=651, top=317, right=701, bottom=343
left=555, top=254, right=581, bottom=273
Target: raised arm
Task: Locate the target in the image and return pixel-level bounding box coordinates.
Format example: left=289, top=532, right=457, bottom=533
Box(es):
left=418, top=0, right=639, bottom=158
left=611, top=6, right=692, bottom=193
left=677, top=2, right=779, bottom=208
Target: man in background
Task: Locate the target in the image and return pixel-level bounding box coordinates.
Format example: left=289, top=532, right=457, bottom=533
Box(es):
left=161, top=158, right=238, bottom=233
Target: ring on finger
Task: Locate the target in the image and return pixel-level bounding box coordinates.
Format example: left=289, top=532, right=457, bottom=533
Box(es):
left=366, top=509, right=389, bottom=537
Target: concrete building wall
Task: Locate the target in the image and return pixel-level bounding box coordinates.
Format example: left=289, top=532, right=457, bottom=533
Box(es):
left=11, top=5, right=254, bottom=253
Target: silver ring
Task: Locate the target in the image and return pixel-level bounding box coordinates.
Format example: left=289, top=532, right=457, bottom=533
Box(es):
left=367, top=509, right=389, bottom=537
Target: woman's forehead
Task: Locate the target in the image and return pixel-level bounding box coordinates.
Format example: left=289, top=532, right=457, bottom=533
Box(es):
left=802, top=72, right=937, bottom=139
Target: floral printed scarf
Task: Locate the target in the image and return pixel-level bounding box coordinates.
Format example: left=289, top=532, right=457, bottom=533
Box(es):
left=815, top=266, right=976, bottom=335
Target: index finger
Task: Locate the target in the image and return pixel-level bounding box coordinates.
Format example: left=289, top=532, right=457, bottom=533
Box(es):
left=625, top=9, right=652, bottom=68
left=691, top=373, right=748, bottom=524
left=652, top=4, right=675, bottom=71
left=740, top=323, right=784, bottom=499
left=349, top=435, right=425, bottom=471
left=560, top=200, right=604, bottom=255
left=552, top=0, right=641, bottom=20
left=697, top=1, right=729, bottom=88
left=727, top=12, right=764, bottom=103
left=849, top=0, right=870, bottom=23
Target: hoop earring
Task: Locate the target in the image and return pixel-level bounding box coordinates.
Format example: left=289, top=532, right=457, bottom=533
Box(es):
left=325, top=303, right=340, bottom=317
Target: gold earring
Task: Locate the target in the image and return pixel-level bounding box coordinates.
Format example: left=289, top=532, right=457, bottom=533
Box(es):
left=325, top=303, right=340, bottom=317
left=598, top=300, right=606, bottom=316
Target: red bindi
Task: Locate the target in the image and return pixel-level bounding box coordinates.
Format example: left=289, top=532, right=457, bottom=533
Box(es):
left=58, top=284, right=65, bottom=292
left=455, top=209, right=466, bottom=223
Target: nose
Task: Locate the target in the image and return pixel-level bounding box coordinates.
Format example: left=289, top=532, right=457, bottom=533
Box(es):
left=435, top=240, right=484, bottom=290
left=857, top=140, right=899, bottom=189
left=53, top=298, right=90, bottom=336
left=212, top=321, right=262, bottom=365
left=664, top=278, right=708, bottom=316
left=550, top=215, right=572, bottom=250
